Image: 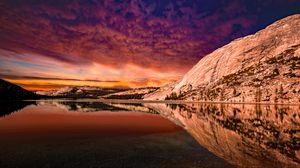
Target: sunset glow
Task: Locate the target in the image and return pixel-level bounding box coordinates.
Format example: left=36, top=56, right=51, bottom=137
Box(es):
left=0, top=0, right=299, bottom=90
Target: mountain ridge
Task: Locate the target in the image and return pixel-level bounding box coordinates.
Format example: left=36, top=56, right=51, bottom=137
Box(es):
left=0, top=79, right=38, bottom=100
left=144, top=14, right=300, bottom=103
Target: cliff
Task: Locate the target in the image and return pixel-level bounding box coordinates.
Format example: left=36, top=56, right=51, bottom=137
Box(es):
left=145, top=14, right=300, bottom=103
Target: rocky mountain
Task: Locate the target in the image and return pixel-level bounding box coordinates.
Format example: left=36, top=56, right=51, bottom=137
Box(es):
left=102, top=87, right=159, bottom=99
left=36, top=86, right=128, bottom=98
left=145, top=14, right=300, bottom=103
left=0, top=79, right=38, bottom=100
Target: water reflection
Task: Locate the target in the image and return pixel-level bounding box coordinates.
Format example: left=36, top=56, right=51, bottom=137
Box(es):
left=0, top=101, right=232, bottom=168
left=145, top=103, right=300, bottom=167
left=36, top=101, right=130, bottom=112
left=37, top=101, right=161, bottom=114
left=1, top=101, right=299, bottom=167
left=0, top=101, right=35, bottom=117
left=0, top=101, right=158, bottom=116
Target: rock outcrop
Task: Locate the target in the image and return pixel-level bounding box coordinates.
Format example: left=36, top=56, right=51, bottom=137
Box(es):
left=102, top=87, right=159, bottom=99
left=36, top=86, right=128, bottom=98
left=144, top=14, right=300, bottom=103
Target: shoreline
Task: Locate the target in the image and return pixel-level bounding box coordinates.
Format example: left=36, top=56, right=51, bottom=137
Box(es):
left=22, top=98, right=300, bottom=106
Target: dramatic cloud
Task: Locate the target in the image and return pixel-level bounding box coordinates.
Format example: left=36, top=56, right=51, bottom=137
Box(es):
left=0, top=0, right=299, bottom=90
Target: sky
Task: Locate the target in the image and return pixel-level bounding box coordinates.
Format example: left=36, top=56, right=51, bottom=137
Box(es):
left=0, top=0, right=300, bottom=90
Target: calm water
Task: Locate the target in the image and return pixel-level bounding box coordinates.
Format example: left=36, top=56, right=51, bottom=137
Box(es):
left=0, top=100, right=299, bottom=168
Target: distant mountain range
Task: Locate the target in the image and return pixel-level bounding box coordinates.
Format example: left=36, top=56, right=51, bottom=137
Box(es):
left=102, top=87, right=159, bottom=99
left=35, top=86, right=128, bottom=99
left=35, top=86, right=158, bottom=99
left=145, top=14, right=300, bottom=103
left=0, top=78, right=158, bottom=100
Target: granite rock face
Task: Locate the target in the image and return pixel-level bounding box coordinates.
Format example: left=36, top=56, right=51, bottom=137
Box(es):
left=102, top=87, right=159, bottom=99
left=145, top=14, right=300, bottom=103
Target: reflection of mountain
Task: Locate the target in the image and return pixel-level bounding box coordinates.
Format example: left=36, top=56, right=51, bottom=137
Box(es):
left=36, top=101, right=130, bottom=112
left=105, top=103, right=159, bottom=114
left=0, top=79, right=38, bottom=100
left=36, top=101, right=161, bottom=114
left=145, top=103, right=300, bottom=167
left=0, top=101, right=34, bottom=117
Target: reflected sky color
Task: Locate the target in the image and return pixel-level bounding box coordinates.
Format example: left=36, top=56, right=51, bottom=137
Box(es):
left=0, top=101, right=234, bottom=168
left=0, top=101, right=299, bottom=167
left=0, top=103, right=181, bottom=136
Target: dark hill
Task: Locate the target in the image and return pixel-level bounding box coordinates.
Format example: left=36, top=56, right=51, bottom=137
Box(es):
left=0, top=79, right=38, bottom=100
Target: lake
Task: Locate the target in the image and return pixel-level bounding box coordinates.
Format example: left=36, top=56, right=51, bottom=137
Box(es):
left=0, top=100, right=299, bottom=168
